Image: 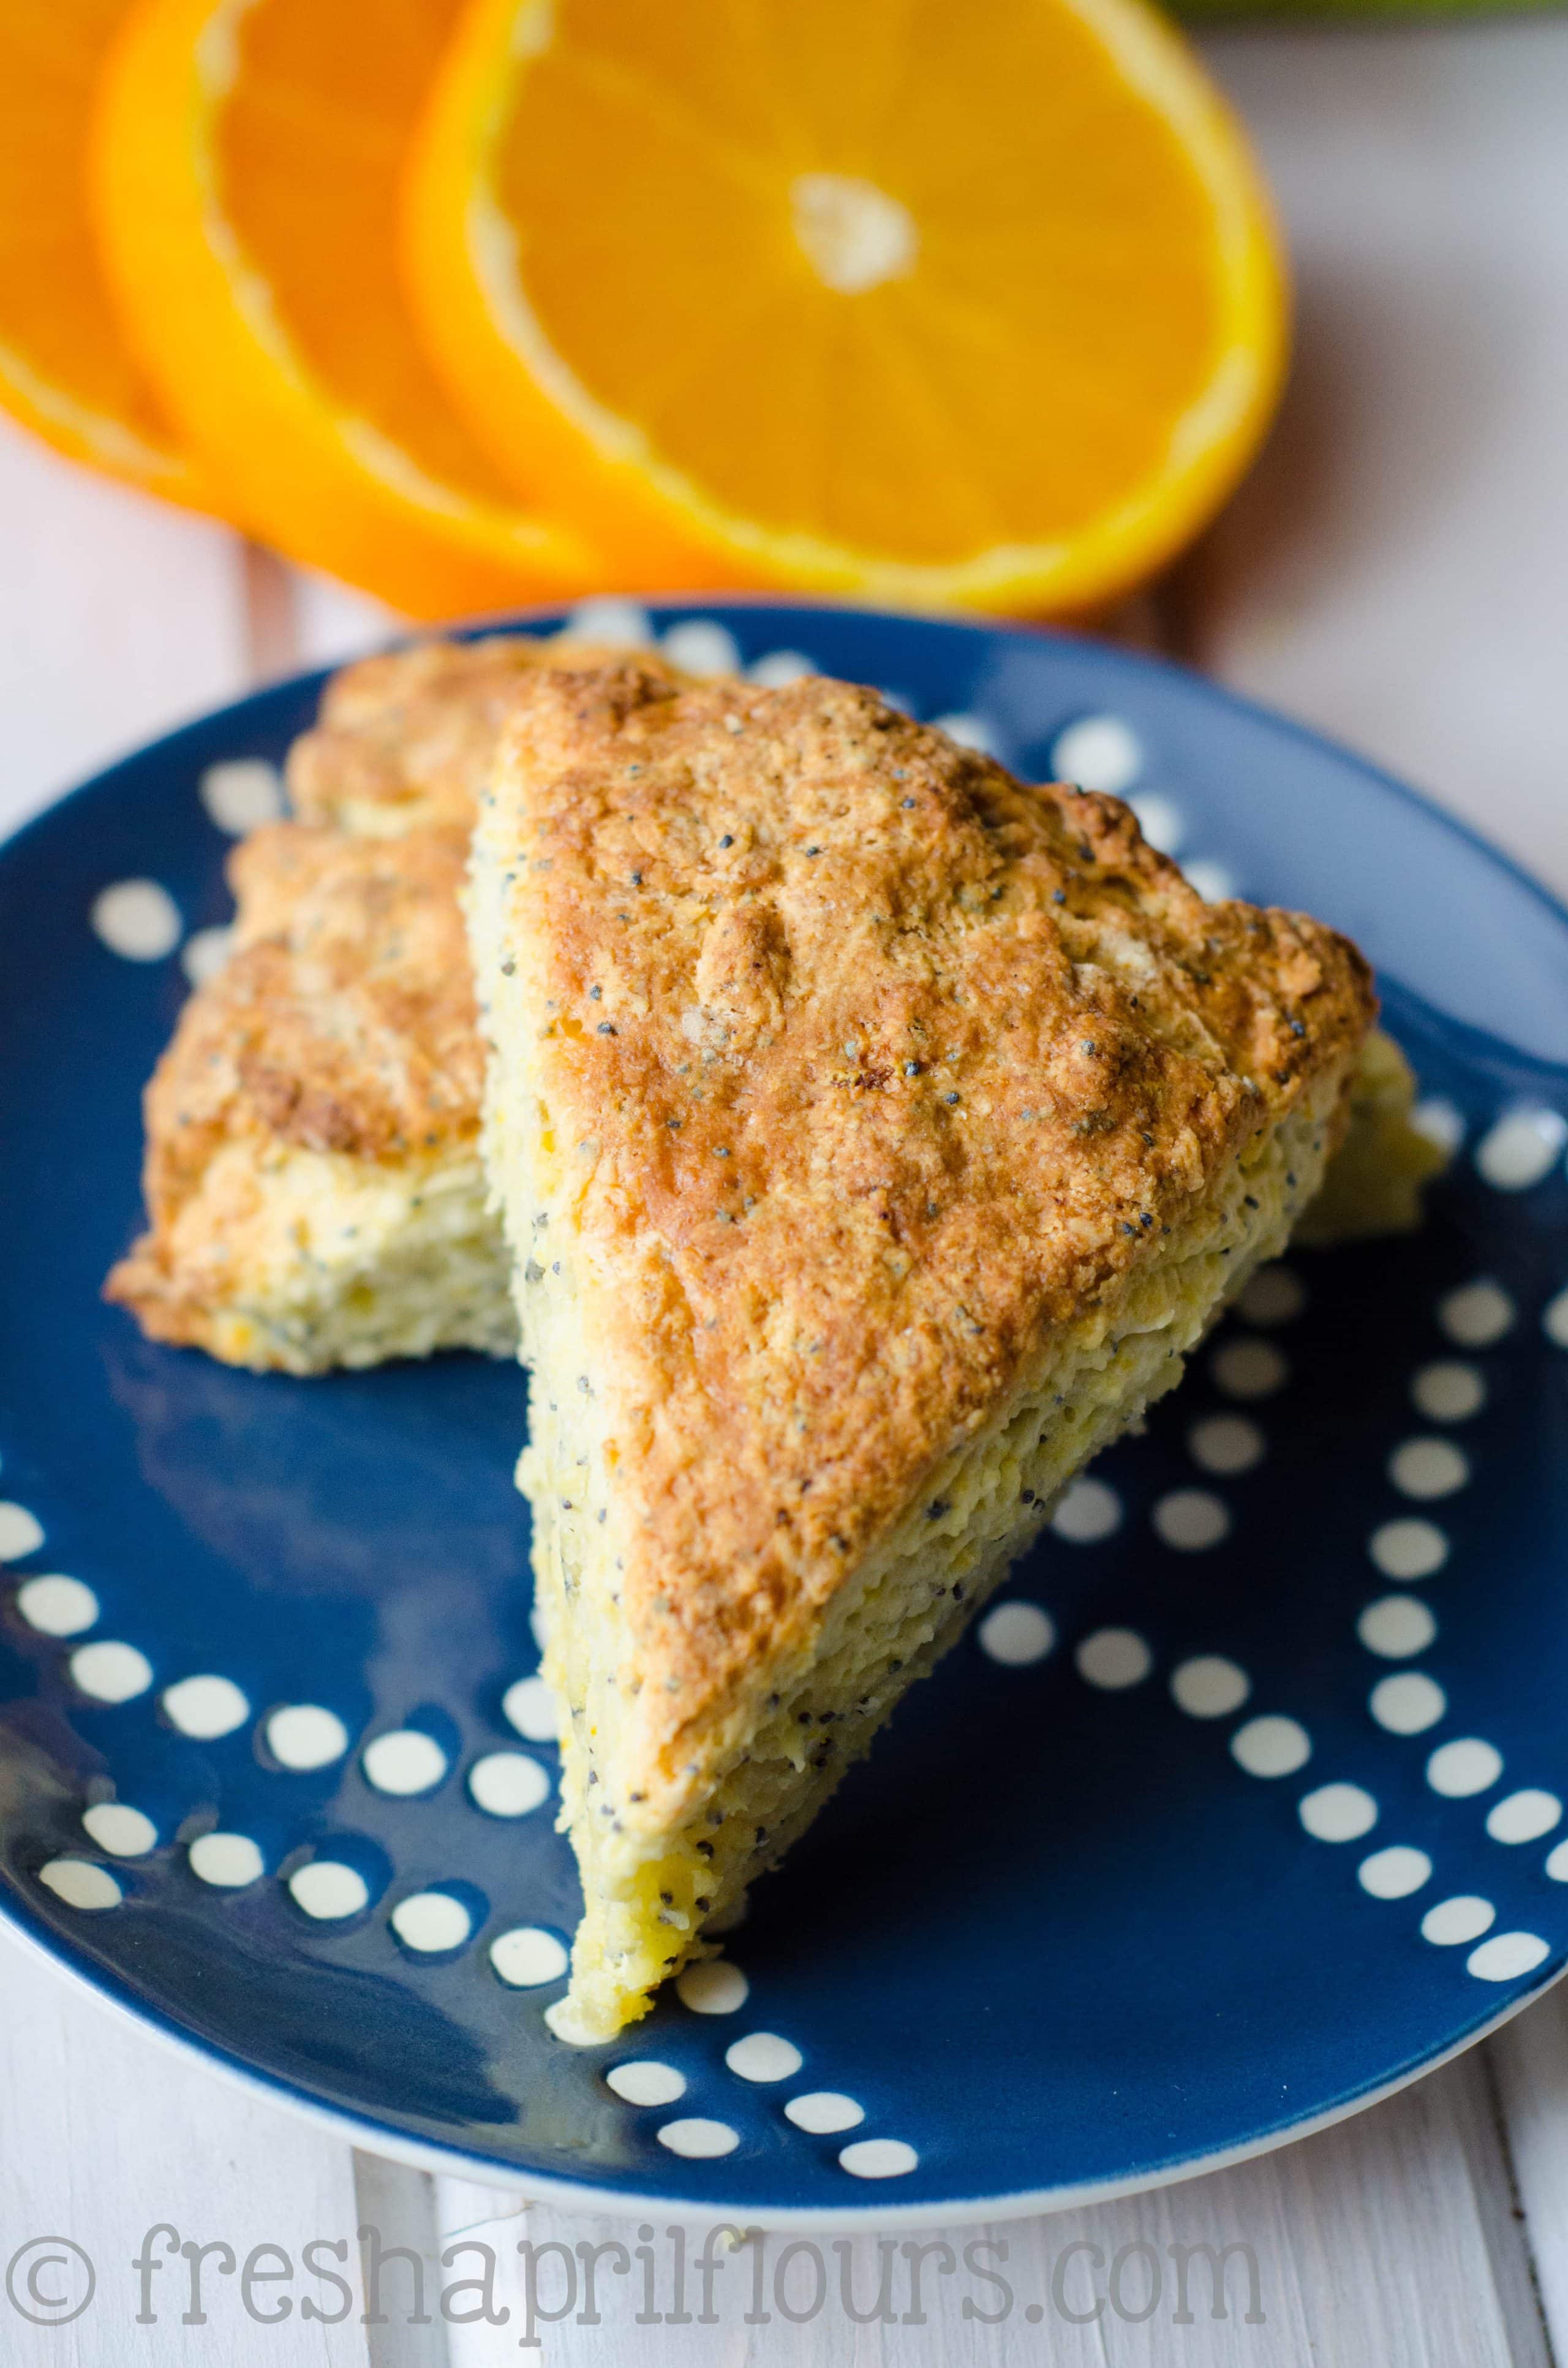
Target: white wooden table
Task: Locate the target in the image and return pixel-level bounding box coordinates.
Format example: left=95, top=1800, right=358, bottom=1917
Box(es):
left=4, top=23, right=1567, bottom=2361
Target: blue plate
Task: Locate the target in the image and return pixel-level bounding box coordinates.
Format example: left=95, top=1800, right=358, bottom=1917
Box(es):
left=3, top=601, right=1568, bottom=2225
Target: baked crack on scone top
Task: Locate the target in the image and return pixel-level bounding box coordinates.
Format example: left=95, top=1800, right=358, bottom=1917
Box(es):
left=468, top=661, right=1378, bottom=2042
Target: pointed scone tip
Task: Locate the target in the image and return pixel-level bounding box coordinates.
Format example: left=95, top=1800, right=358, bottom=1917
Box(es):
left=106, top=822, right=507, bottom=1372
left=473, top=661, right=1377, bottom=2041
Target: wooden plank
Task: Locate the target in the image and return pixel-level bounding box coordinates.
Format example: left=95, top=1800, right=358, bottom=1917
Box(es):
left=1490, top=1992, right=1568, bottom=2359
left=0, top=424, right=249, bottom=831
left=1192, top=20, right=1568, bottom=904
left=426, top=2048, right=1542, bottom=2366
left=0, top=1927, right=371, bottom=2365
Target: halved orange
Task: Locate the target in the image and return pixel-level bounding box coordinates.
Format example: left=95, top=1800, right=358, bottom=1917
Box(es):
left=0, top=0, right=219, bottom=509
left=408, top=0, right=1287, bottom=614
left=92, top=0, right=603, bottom=617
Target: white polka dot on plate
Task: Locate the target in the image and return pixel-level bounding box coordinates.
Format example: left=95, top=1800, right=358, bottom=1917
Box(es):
left=1468, top=1932, right=1549, bottom=1983
left=1211, top=1339, right=1288, bottom=1401
left=1152, top=1489, right=1231, bottom=1551
left=1368, top=1519, right=1448, bottom=1582
left=1475, top=1106, right=1566, bottom=1192
left=658, top=2118, right=739, bottom=2159
left=977, top=1601, right=1054, bottom=1666
left=15, top=1574, right=98, bottom=1635
left=1298, top=1783, right=1378, bottom=1843
left=1127, top=792, right=1185, bottom=856
left=607, top=2060, right=686, bottom=2106
left=1050, top=1478, right=1121, bottom=1543
left=391, top=1892, right=472, bottom=1953
left=69, top=1641, right=153, bottom=1703
left=840, top=2138, right=918, bottom=2179
left=661, top=619, right=741, bottom=678
left=362, top=1730, right=448, bottom=1795
left=1544, top=1287, right=1568, bottom=1351
left=162, top=1674, right=249, bottom=1739
left=200, top=757, right=284, bottom=834
left=1370, top=1672, right=1446, bottom=1735
left=39, top=1858, right=121, bottom=1910
left=1183, top=858, right=1237, bottom=905
left=1050, top=714, right=1142, bottom=796
left=91, top=879, right=181, bottom=961
left=490, top=1927, right=569, bottom=1988
left=676, top=1960, right=748, bottom=2016
left=181, top=925, right=235, bottom=986
left=1422, top=1896, right=1494, bottom=1946
left=266, top=1704, right=350, bottom=1770
left=1076, top=1628, right=1152, bottom=1690
left=1437, top=1279, right=1514, bottom=1349
left=189, top=1833, right=264, bottom=1888
left=288, top=1861, right=369, bottom=1920
left=933, top=711, right=997, bottom=755
left=1389, top=1439, right=1469, bottom=1502
left=1357, top=1596, right=1438, bottom=1659
left=468, top=1752, right=550, bottom=1817
left=1487, top=1790, right=1561, bottom=1845
left=1546, top=1840, right=1568, bottom=1883
left=1188, top=1415, right=1265, bottom=1477
left=1237, top=1265, right=1306, bottom=1328
left=1231, top=1716, right=1311, bottom=1779
left=1359, top=1845, right=1431, bottom=1900
left=1170, top=1655, right=1250, bottom=1719
left=0, top=1502, right=45, bottom=1560
left=81, top=1802, right=156, bottom=1857
left=748, top=649, right=814, bottom=687
left=1412, top=1097, right=1466, bottom=1156
left=726, top=2032, right=803, bottom=2083
left=1427, top=1738, right=1502, bottom=1797
left=785, top=2092, right=865, bottom=2134
left=502, top=1675, right=558, bottom=1743
left=562, top=597, right=652, bottom=646
left=1410, top=1362, right=1485, bottom=1424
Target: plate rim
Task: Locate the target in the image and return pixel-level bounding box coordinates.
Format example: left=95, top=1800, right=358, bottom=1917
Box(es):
left=2, top=1892, right=1559, bottom=2230
left=5, top=592, right=1568, bottom=2224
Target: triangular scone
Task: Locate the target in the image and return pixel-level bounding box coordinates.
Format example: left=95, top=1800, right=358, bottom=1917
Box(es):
left=469, top=662, right=1377, bottom=2043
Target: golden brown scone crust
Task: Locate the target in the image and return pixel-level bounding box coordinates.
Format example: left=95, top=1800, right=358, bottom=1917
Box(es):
left=286, top=632, right=677, bottom=834
left=107, top=823, right=484, bottom=1341
left=487, top=663, right=1378, bottom=1788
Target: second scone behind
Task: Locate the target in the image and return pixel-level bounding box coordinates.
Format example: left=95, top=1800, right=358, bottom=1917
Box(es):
left=106, top=820, right=513, bottom=1373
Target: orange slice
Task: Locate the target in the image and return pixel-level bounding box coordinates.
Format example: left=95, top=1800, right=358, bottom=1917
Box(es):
left=0, top=0, right=219, bottom=509
left=408, top=0, right=1287, bottom=614
left=92, top=0, right=603, bottom=617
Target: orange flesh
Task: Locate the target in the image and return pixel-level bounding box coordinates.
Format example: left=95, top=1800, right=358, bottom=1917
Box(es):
left=216, top=0, right=520, bottom=504
left=494, top=0, right=1227, bottom=565
left=0, top=0, right=196, bottom=483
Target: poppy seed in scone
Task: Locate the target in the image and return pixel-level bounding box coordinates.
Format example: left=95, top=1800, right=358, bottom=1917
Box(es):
left=468, top=660, right=1378, bottom=2043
